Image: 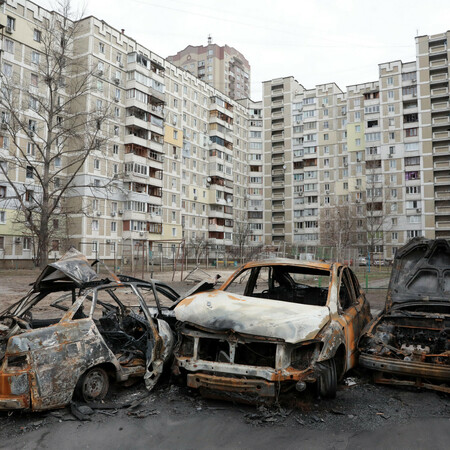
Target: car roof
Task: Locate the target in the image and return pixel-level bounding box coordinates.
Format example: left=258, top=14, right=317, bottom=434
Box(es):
left=240, top=258, right=337, bottom=271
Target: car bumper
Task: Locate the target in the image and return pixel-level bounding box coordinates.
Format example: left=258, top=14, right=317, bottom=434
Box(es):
left=187, top=373, right=276, bottom=397
left=359, top=353, right=450, bottom=381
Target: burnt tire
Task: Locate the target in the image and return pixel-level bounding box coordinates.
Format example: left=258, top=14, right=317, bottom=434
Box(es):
left=76, top=367, right=109, bottom=403
left=317, top=358, right=337, bottom=399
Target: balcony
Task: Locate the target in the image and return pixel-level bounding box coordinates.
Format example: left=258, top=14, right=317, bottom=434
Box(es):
left=436, top=206, right=450, bottom=215
left=430, top=44, right=447, bottom=54
left=272, top=215, right=285, bottom=223
left=434, top=160, right=450, bottom=170
left=435, top=190, right=450, bottom=200
left=435, top=175, right=450, bottom=184
left=431, top=101, right=450, bottom=111
left=433, top=131, right=450, bottom=140
left=432, top=116, right=450, bottom=126
left=431, top=87, right=449, bottom=98
left=430, top=59, right=448, bottom=68
left=430, top=73, right=448, bottom=83
left=434, top=145, right=450, bottom=154
left=436, top=220, right=450, bottom=229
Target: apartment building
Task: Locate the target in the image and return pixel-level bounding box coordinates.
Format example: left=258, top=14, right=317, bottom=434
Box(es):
left=0, top=0, right=448, bottom=268
left=0, top=0, right=249, bottom=267
left=167, top=41, right=251, bottom=101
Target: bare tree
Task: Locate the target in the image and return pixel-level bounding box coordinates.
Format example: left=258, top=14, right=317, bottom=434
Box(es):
left=363, top=168, right=392, bottom=258
left=0, top=1, right=110, bottom=267
left=233, top=211, right=253, bottom=264
left=320, top=203, right=358, bottom=262
left=188, top=236, right=209, bottom=266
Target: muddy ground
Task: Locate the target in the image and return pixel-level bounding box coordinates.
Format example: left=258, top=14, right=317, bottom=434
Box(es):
left=0, top=268, right=448, bottom=449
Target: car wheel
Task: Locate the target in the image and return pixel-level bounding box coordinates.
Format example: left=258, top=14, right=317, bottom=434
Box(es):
left=317, top=358, right=337, bottom=399
left=76, top=367, right=109, bottom=402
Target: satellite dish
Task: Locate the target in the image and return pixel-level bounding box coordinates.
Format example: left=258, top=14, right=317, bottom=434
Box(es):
left=226, top=197, right=232, bottom=203
left=283, top=164, right=286, bottom=170
left=207, top=177, right=211, bottom=182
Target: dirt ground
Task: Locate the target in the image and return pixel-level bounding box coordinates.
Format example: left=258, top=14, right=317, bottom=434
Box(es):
left=0, top=268, right=448, bottom=449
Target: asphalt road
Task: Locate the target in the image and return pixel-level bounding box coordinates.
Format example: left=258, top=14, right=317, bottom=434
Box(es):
left=1, top=380, right=448, bottom=450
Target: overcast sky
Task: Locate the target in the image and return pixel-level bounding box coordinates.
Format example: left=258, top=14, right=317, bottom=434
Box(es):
left=42, top=0, right=450, bottom=100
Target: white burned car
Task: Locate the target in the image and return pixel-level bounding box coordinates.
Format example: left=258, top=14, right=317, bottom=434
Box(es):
left=173, top=259, right=371, bottom=401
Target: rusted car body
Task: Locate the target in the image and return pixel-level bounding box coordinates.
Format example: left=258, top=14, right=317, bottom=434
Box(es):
left=173, top=259, right=371, bottom=400
left=359, top=238, right=450, bottom=393
left=0, top=249, right=181, bottom=411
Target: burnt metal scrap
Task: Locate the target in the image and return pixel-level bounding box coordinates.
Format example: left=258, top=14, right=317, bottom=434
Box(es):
left=173, top=259, right=372, bottom=401
left=359, top=238, right=450, bottom=393
left=0, top=249, right=182, bottom=411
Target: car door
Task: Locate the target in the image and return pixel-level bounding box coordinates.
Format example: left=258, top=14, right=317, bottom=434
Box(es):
left=337, top=267, right=361, bottom=369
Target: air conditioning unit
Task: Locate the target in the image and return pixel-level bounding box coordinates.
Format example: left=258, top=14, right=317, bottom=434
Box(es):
left=174, top=154, right=179, bottom=159
left=412, top=93, right=417, bottom=97
left=15, top=237, right=21, bottom=243
left=111, top=211, right=116, bottom=217
left=119, top=63, right=124, bottom=69
left=294, top=229, right=299, bottom=232
left=28, top=131, right=34, bottom=138
left=357, top=158, right=361, bottom=162
left=118, top=210, right=124, bottom=215
left=416, top=208, right=422, bottom=213
left=1, top=124, right=8, bottom=130
left=139, top=231, right=144, bottom=236
left=96, top=211, right=101, bottom=216
left=344, top=162, right=348, bottom=167
left=389, top=154, right=393, bottom=158
left=106, top=239, right=111, bottom=244
left=114, top=78, right=120, bottom=85
left=193, top=196, right=198, bottom=200
left=325, top=190, right=330, bottom=194
left=114, top=98, right=119, bottom=102
left=98, top=70, right=103, bottom=76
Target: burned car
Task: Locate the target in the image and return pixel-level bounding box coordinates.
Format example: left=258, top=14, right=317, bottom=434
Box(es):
left=0, top=249, right=182, bottom=411
left=359, top=238, right=450, bottom=393
left=173, top=259, right=371, bottom=400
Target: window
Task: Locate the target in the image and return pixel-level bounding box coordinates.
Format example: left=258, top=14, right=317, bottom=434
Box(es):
left=405, top=128, right=418, bottom=137
left=26, top=166, right=34, bottom=179
left=94, top=159, right=100, bottom=170
left=7, top=16, right=15, bottom=31
left=355, top=111, right=361, bottom=120
left=115, top=107, right=120, bottom=118
left=92, top=220, right=99, bottom=231
left=0, top=211, right=5, bottom=224
left=324, top=133, right=329, bottom=141
left=3, top=63, right=12, bottom=78
left=388, top=91, right=394, bottom=99
left=99, top=42, right=105, bottom=53
left=405, top=156, right=420, bottom=166
left=387, top=77, right=393, bottom=85
left=392, top=232, right=398, bottom=240
left=111, top=222, right=117, bottom=232
left=388, top=105, right=395, bottom=113
left=31, top=51, right=40, bottom=64
left=173, top=130, right=178, bottom=139
left=33, top=29, right=41, bottom=42
left=114, top=125, right=119, bottom=136
left=355, top=138, right=361, bottom=146
left=389, top=132, right=395, bottom=140
left=27, top=142, right=35, bottom=156
left=113, top=144, right=119, bottom=154
left=407, top=230, right=422, bottom=239
left=5, top=39, right=14, bottom=53
left=29, top=96, right=38, bottom=111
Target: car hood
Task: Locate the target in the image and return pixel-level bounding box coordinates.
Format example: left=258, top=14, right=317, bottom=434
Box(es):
left=387, top=238, right=450, bottom=310
left=175, top=290, right=330, bottom=344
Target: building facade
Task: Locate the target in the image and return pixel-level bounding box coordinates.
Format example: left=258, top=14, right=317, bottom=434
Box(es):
left=167, top=41, right=251, bottom=101
left=0, top=0, right=448, bottom=268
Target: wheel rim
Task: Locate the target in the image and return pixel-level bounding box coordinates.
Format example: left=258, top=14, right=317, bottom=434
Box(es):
left=82, top=369, right=108, bottom=401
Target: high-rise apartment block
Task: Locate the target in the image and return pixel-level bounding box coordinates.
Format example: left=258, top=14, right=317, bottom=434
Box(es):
left=167, top=41, right=251, bottom=100
left=0, top=0, right=448, bottom=268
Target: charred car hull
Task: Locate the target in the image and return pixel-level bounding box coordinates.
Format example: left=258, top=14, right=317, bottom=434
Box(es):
left=174, top=260, right=371, bottom=401
left=0, top=249, right=180, bottom=411
left=359, top=238, right=450, bottom=393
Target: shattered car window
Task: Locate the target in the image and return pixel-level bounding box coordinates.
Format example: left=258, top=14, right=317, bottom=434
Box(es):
left=224, top=265, right=331, bottom=306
